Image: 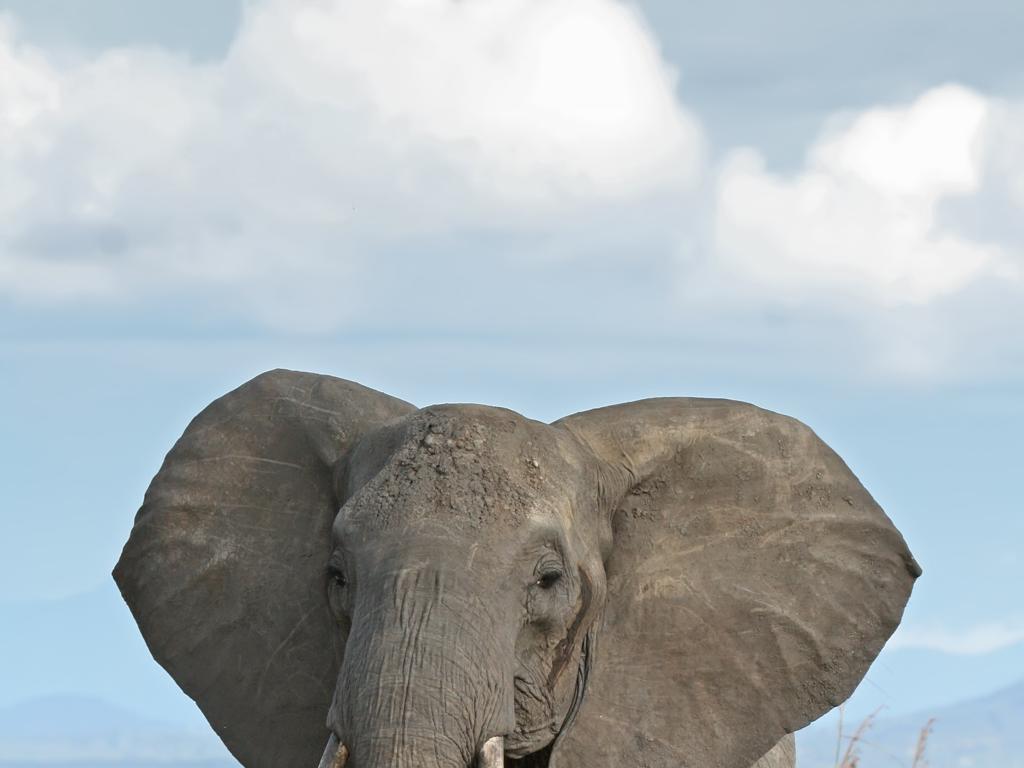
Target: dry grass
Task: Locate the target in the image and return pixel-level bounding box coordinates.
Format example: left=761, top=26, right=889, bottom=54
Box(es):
left=833, top=705, right=935, bottom=768
left=910, top=718, right=937, bottom=768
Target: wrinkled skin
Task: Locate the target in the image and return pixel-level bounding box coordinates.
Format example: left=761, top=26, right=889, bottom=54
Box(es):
left=324, top=407, right=606, bottom=764
left=114, top=370, right=919, bottom=768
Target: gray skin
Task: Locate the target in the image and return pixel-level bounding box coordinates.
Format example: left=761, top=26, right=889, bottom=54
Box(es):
left=114, top=370, right=919, bottom=768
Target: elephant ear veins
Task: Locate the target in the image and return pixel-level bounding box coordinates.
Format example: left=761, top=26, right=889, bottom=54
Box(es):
left=550, top=398, right=919, bottom=768
left=113, top=369, right=414, bottom=768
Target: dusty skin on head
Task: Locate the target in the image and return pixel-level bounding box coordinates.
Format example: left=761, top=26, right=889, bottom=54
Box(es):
left=115, top=369, right=919, bottom=768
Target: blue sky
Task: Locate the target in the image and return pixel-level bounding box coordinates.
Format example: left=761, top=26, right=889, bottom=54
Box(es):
left=1, top=0, right=1022, bottom=742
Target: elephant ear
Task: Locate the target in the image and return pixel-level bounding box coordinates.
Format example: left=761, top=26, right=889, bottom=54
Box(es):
left=552, top=398, right=920, bottom=768
left=113, top=369, right=414, bottom=768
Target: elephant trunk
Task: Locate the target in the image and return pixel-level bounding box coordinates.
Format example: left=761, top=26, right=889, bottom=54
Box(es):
left=330, top=569, right=514, bottom=768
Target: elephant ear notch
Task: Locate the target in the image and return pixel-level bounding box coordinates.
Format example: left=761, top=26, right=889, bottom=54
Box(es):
left=113, top=369, right=414, bottom=768
left=552, top=398, right=920, bottom=768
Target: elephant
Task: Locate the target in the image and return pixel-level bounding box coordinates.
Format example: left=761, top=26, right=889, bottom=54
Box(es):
left=114, top=369, right=919, bottom=768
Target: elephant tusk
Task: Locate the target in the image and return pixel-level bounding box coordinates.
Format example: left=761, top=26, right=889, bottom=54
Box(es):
left=316, top=734, right=349, bottom=768
left=477, top=736, right=504, bottom=768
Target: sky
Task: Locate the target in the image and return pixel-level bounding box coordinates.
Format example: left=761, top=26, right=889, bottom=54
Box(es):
left=1, top=0, right=1023, bottom=745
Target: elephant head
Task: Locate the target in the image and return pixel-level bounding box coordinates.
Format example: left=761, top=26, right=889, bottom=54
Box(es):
left=114, top=370, right=919, bottom=768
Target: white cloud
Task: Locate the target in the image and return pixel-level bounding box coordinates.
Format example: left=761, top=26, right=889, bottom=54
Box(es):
left=4, top=0, right=1024, bottom=373
left=0, top=1, right=701, bottom=328
left=240, top=0, right=702, bottom=200
left=888, top=619, right=1024, bottom=655
left=713, top=84, right=1021, bottom=306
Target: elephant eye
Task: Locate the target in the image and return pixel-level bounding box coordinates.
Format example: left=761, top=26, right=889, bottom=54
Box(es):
left=536, top=569, right=563, bottom=590
left=328, top=565, right=348, bottom=588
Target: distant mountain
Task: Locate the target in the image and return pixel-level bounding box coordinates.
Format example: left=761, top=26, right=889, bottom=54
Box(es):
left=0, top=695, right=171, bottom=739
left=0, top=585, right=213, bottom=727
left=836, top=640, right=1024, bottom=722
left=798, top=678, right=1024, bottom=768
left=0, top=695, right=236, bottom=765
left=0, top=763, right=233, bottom=768
left=2, top=680, right=1020, bottom=767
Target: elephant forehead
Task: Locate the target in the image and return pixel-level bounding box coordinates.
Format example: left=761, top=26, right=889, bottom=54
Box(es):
left=342, top=406, right=573, bottom=532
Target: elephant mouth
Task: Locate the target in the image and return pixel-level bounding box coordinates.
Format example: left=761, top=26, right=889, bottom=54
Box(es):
left=504, top=743, right=555, bottom=768
left=505, top=629, right=594, bottom=767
